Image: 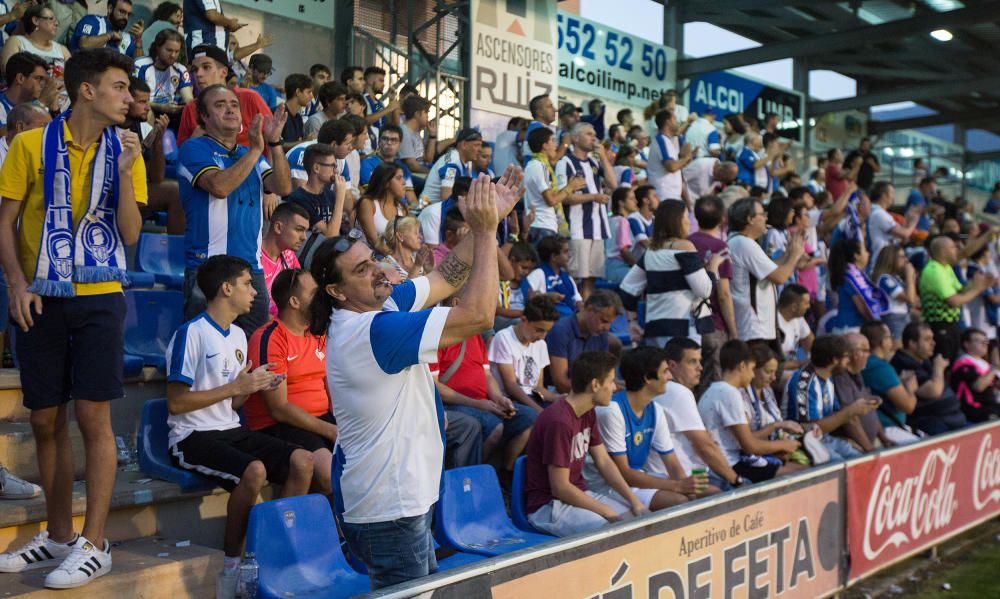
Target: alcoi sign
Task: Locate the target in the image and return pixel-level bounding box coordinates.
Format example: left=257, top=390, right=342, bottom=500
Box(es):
left=685, top=70, right=805, bottom=142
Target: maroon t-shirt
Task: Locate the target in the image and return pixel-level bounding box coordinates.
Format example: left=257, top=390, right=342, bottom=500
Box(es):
left=524, top=399, right=603, bottom=514
left=688, top=231, right=732, bottom=332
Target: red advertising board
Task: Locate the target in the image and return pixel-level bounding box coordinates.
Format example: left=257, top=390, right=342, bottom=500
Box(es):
left=846, top=421, right=1000, bottom=580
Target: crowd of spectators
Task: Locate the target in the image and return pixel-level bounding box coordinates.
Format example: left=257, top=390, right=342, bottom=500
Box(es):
left=0, top=2, right=998, bottom=597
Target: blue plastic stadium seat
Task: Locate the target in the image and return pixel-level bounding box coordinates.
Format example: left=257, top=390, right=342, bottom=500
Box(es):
left=595, top=278, right=619, bottom=291
left=125, top=271, right=156, bottom=289
left=637, top=300, right=646, bottom=328
left=135, top=233, right=184, bottom=289
left=123, top=354, right=144, bottom=378
left=124, top=289, right=185, bottom=370
left=610, top=314, right=631, bottom=346
left=247, top=495, right=370, bottom=599
left=137, top=399, right=216, bottom=492
left=512, top=456, right=549, bottom=535
left=437, top=549, right=485, bottom=571
left=436, top=465, right=553, bottom=556
left=161, top=128, right=179, bottom=162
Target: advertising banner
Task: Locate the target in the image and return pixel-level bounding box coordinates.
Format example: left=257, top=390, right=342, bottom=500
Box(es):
left=470, top=0, right=559, bottom=119
left=684, top=70, right=805, bottom=142
left=846, top=422, right=1000, bottom=581
left=489, top=475, right=843, bottom=599
left=556, top=11, right=676, bottom=107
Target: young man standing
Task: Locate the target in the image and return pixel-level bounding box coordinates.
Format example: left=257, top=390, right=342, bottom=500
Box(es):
left=646, top=109, right=692, bottom=202
left=165, top=256, right=314, bottom=598
left=362, top=66, right=398, bottom=131
left=184, top=0, right=245, bottom=55
left=280, top=73, right=314, bottom=149
left=422, top=128, right=481, bottom=207
left=587, top=347, right=707, bottom=511
left=523, top=127, right=585, bottom=243
left=305, top=81, right=348, bottom=138
left=524, top=351, right=649, bottom=537
left=178, top=83, right=292, bottom=334
left=399, top=95, right=440, bottom=175
left=0, top=49, right=147, bottom=589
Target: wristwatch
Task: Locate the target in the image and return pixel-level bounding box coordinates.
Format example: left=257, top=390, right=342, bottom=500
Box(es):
left=267, top=138, right=284, bottom=147
left=731, top=475, right=746, bottom=488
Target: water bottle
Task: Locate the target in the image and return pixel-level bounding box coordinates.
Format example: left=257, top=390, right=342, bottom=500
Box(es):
left=236, top=552, right=259, bottom=598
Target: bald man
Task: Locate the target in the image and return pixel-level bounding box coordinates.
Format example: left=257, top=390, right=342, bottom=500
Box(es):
left=832, top=332, right=889, bottom=449
left=0, top=103, right=50, bottom=165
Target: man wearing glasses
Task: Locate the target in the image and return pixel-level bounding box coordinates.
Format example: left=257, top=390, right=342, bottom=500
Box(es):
left=360, top=124, right=418, bottom=207
left=307, top=167, right=522, bottom=589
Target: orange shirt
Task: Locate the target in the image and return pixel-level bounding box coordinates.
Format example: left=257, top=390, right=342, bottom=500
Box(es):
left=244, top=318, right=330, bottom=431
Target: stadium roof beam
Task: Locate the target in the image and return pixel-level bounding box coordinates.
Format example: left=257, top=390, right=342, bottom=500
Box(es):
left=678, top=0, right=822, bottom=15
left=967, top=150, right=1000, bottom=162
left=808, top=75, right=1000, bottom=115
left=869, top=111, right=1000, bottom=135
left=810, top=63, right=963, bottom=82
left=676, top=2, right=1000, bottom=78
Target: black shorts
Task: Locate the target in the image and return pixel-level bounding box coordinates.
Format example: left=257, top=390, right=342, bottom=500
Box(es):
left=170, top=427, right=299, bottom=491
left=258, top=413, right=336, bottom=452
left=15, top=293, right=126, bottom=410
left=734, top=459, right=781, bottom=483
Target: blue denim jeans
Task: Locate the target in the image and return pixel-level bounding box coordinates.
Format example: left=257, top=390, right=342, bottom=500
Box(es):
left=822, top=434, right=863, bottom=462
left=341, top=508, right=437, bottom=590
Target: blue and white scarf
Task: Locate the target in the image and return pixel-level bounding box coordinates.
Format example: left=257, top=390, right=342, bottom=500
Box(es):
left=30, top=112, right=126, bottom=297
left=844, top=263, right=889, bottom=320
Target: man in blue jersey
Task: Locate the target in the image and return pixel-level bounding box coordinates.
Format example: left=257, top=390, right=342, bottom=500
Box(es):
left=586, top=346, right=709, bottom=510
left=421, top=128, right=481, bottom=207
left=362, top=66, right=398, bottom=131
left=71, top=0, right=144, bottom=57
left=307, top=166, right=522, bottom=590
left=178, top=84, right=292, bottom=335
left=184, top=0, right=245, bottom=55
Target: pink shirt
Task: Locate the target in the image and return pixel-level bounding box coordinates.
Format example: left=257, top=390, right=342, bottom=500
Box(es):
left=261, top=249, right=301, bottom=317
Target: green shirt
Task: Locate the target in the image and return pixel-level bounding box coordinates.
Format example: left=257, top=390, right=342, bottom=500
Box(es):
left=919, top=259, right=962, bottom=323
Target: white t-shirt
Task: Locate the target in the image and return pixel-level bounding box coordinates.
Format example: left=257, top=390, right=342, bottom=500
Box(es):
left=868, top=204, right=897, bottom=264
left=653, top=381, right=707, bottom=475
left=778, top=312, right=811, bottom=358
left=683, top=156, right=718, bottom=200
left=728, top=234, right=779, bottom=340
left=647, top=132, right=683, bottom=200
left=524, top=159, right=557, bottom=232
left=422, top=148, right=470, bottom=205
left=326, top=277, right=450, bottom=524
left=525, top=267, right=582, bottom=303
left=488, top=324, right=550, bottom=396
left=697, top=381, right=749, bottom=466
left=592, top=398, right=675, bottom=478
left=684, top=117, right=721, bottom=158
left=399, top=124, right=424, bottom=161
left=165, top=313, right=246, bottom=447
left=417, top=199, right=448, bottom=245
left=493, top=129, right=520, bottom=176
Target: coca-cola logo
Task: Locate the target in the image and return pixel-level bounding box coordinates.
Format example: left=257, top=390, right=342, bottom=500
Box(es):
left=973, top=433, right=1000, bottom=510
left=862, top=447, right=959, bottom=561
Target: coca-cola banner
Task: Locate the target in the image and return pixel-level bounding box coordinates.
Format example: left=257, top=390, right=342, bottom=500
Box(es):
left=846, top=421, right=1000, bottom=581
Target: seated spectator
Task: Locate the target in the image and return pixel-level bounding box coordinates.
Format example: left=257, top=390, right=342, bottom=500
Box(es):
left=496, top=242, right=539, bottom=331
left=285, top=143, right=348, bottom=247
left=178, top=83, right=292, bottom=333
left=244, top=269, right=337, bottom=495
left=133, top=29, right=192, bottom=124
left=381, top=216, right=432, bottom=282
left=141, top=2, right=183, bottom=55
left=523, top=127, right=584, bottom=244
left=70, top=0, right=143, bottom=57
left=362, top=66, right=397, bottom=134
left=353, top=162, right=409, bottom=252
left=261, top=203, right=309, bottom=316
left=421, top=128, right=480, bottom=207
left=526, top=236, right=582, bottom=318
left=433, top=295, right=538, bottom=483
left=965, top=241, right=1000, bottom=343
left=165, top=256, right=314, bottom=598
left=891, top=322, right=967, bottom=434
left=0, top=53, right=60, bottom=132
left=524, top=351, right=649, bottom=537
left=835, top=333, right=896, bottom=447
left=586, top=346, right=708, bottom=510
left=699, top=340, right=801, bottom=484
left=288, top=118, right=355, bottom=193
left=244, top=54, right=279, bottom=111
left=871, top=245, right=917, bottom=341
left=620, top=199, right=723, bottom=346
left=417, top=176, right=471, bottom=248
left=827, top=239, right=885, bottom=334
left=728, top=197, right=804, bottom=350
left=473, top=144, right=494, bottom=178
left=0, top=5, right=71, bottom=78
left=305, top=81, right=348, bottom=137
left=399, top=95, right=442, bottom=176
left=280, top=73, right=314, bottom=148
left=627, top=185, right=656, bottom=261
left=340, top=114, right=368, bottom=200
left=861, top=321, right=922, bottom=445
left=919, top=234, right=997, bottom=360
left=546, top=290, right=622, bottom=394
left=361, top=125, right=418, bottom=208
left=489, top=296, right=564, bottom=413
left=659, top=338, right=740, bottom=489
left=950, top=328, right=1000, bottom=423
left=431, top=207, right=468, bottom=267
left=785, top=335, right=873, bottom=460
left=303, top=63, right=331, bottom=116
left=777, top=284, right=814, bottom=369
left=742, top=345, right=809, bottom=448
left=605, top=187, right=638, bottom=285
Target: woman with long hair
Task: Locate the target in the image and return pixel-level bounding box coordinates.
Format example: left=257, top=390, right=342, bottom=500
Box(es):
left=613, top=145, right=638, bottom=188
left=827, top=239, right=888, bottom=334
left=354, top=162, right=408, bottom=253
left=605, top=187, right=638, bottom=285
left=380, top=216, right=432, bottom=281
left=620, top=199, right=724, bottom=346
left=871, top=244, right=918, bottom=340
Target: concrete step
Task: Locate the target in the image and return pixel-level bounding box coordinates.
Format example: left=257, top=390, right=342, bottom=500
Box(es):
left=0, top=422, right=85, bottom=484
left=0, top=536, right=223, bottom=598
left=0, top=471, right=233, bottom=553
left=0, top=370, right=26, bottom=422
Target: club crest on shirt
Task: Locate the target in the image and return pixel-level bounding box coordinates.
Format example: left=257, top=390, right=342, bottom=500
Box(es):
left=315, top=347, right=325, bottom=361
left=633, top=431, right=644, bottom=446
left=235, top=349, right=245, bottom=365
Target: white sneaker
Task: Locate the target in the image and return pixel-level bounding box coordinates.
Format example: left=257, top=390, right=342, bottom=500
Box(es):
left=43, top=536, right=112, bottom=589
left=0, top=466, right=42, bottom=500
left=802, top=429, right=831, bottom=465
left=0, top=531, right=76, bottom=573
left=216, top=568, right=238, bottom=599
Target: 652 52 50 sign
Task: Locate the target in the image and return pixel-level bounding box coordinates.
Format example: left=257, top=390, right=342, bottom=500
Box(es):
left=557, top=11, right=677, bottom=107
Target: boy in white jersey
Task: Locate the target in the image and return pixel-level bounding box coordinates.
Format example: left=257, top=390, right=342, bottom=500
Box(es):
left=165, top=256, right=315, bottom=598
